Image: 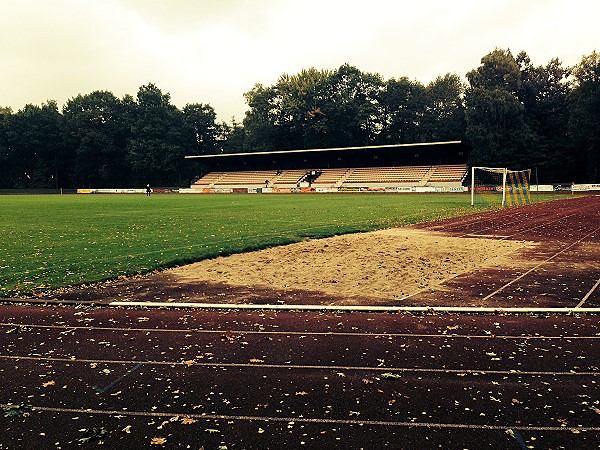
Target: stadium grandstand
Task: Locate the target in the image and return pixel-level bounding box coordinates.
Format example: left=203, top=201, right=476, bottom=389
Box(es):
left=184, top=141, right=469, bottom=193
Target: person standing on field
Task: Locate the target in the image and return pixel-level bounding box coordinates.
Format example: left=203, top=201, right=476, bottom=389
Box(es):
left=146, top=184, right=151, bottom=196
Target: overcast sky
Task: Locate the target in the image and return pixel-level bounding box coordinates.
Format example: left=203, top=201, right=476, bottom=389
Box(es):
left=1, top=0, right=598, bottom=121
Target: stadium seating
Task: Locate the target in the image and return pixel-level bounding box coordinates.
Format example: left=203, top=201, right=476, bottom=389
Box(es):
left=344, top=166, right=431, bottom=184
left=311, top=168, right=352, bottom=186
left=272, top=169, right=308, bottom=186
left=425, top=164, right=468, bottom=183
left=193, top=170, right=277, bottom=187
left=191, top=164, right=468, bottom=190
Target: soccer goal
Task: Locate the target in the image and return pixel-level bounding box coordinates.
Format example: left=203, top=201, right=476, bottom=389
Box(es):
left=470, top=167, right=532, bottom=207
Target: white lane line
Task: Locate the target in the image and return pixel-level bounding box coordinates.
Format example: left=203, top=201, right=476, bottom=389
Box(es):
left=13, top=405, right=600, bottom=432
left=108, top=302, right=600, bottom=314
left=577, top=277, right=600, bottom=308
left=1, top=355, right=598, bottom=377
left=482, top=225, right=600, bottom=302
left=3, top=322, right=600, bottom=339
left=455, top=212, right=578, bottom=240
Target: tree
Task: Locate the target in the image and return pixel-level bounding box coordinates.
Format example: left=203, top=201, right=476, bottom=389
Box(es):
left=425, top=73, right=466, bottom=142
left=0, top=106, right=12, bottom=188
left=467, top=48, right=521, bottom=95
left=569, top=51, right=600, bottom=182
left=517, top=52, right=572, bottom=182
left=63, top=91, right=130, bottom=187
left=273, top=67, right=334, bottom=149
left=182, top=103, right=220, bottom=155
left=379, top=77, right=428, bottom=144
left=325, top=64, right=383, bottom=147
left=465, top=48, right=534, bottom=167
left=126, top=83, right=187, bottom=186
left=242, top=65, right=383, bottom=151
left=5, top=101, right=67, bottom=188
left=220, top=118, right=246, bottom=153
left=242, top=83, right=280, bottom=152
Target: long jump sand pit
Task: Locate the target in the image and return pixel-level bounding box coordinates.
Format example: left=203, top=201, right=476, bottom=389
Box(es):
left=170, top=229, right=531, bottom=304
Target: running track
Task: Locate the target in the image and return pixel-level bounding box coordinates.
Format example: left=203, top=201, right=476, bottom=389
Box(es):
left=1, top=305, right=599, bottom=449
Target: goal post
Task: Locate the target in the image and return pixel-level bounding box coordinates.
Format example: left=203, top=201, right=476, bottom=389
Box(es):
left=471, top=166, right=532, bottom=207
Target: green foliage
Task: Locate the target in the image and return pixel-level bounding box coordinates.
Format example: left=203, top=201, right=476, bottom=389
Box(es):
left=1, top=193, right=500, bottom=297
left=380, top=77, right=428, bottom=144
left=77, top=427, right=107, bottom=444
left=569, top=51, right=600, bottom=182
left=243, top=65, right=386, bottom=149
left=425, top=74, right=466, bottom=142
left=4, top=101, right=65, bottom=189
left=63, top=91, right=130, bottom=188
left=2, top=403, right=32, bottom=417
left=465, top=49, right=534, bottom=168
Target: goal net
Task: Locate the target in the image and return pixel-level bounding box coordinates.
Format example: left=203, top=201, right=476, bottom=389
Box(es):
left=470, top=167, right=532, bottom=207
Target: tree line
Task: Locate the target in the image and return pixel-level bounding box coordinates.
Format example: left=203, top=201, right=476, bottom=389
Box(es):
left=0, top=48, right=598, bottom=188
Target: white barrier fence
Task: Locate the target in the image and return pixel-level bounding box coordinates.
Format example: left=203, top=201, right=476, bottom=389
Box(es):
left=83, top=185, right=600, bottom=194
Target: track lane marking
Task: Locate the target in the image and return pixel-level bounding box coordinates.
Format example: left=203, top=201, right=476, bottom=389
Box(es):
left=2, top=322, right=600, bottom=339
left=577, top=277, right=600, bottom=308
left=92, top=363, right=142, bottom=394
left=482, top=225, right=600, bottom=302
left=1, top=355, right=598, bottom=376
left=457, top=212, right=579, bottom=240
left=7, top=404, right=600, bottom=432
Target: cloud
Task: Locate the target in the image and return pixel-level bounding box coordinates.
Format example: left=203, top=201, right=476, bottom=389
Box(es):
left=0, top=0, right=597, bottom=121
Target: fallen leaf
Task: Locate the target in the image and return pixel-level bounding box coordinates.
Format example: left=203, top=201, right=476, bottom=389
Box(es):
left=151, top=436, right=167, bottom=445
left=295, top=391, right=308, bottom=396
left=223, top=330, right=237, bottom=342
left=380, top=372, right=402, bottom=379
left=42, top=380, right=56, bottom=387
left=122, top=425, right=132, bottom=433
left=181, top=417, right=197, bottom=425
left=182, top=360, right=197, bottom=367
left=249, top=358, right=264, bottom=363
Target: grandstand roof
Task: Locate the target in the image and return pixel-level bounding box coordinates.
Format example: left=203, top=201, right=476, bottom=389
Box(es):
left=185, top=141, right=469, bottom=171
left=186, top=141, right=463, bottom=159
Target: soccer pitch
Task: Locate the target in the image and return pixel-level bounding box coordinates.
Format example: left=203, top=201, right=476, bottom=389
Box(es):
left=0, top=192, right=557, bottom=297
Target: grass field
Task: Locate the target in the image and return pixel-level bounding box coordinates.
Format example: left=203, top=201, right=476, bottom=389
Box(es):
left=0, top=192, right=563, bottom=298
